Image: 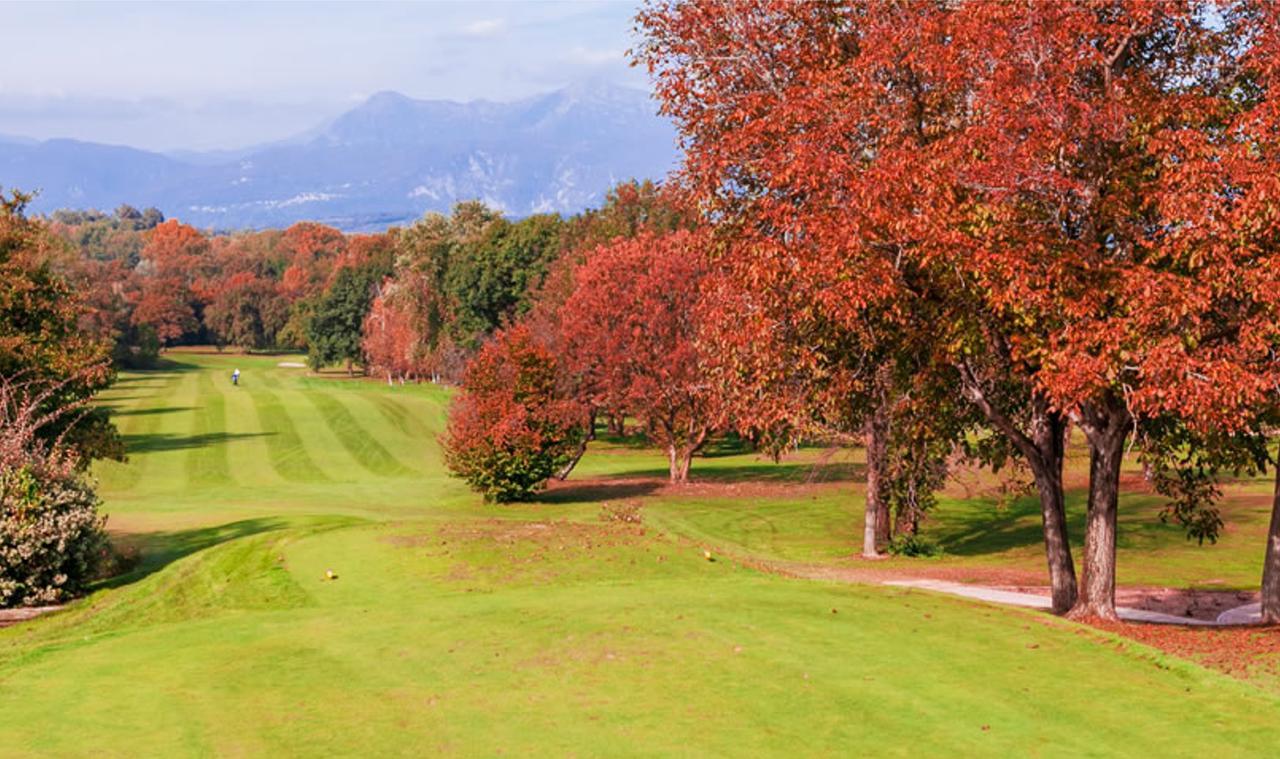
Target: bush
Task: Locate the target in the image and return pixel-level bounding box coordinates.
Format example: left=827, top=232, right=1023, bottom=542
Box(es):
left=0, top=462, right=106, bottom=607
left=886, top=534, right=944, bottom=558
left=0, top=373, right=109, bottom=607
left=443, top=325, right=587, bottom=502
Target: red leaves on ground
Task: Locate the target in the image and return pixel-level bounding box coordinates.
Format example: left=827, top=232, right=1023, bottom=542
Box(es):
left=1093, top=620, right=1280, bottom=685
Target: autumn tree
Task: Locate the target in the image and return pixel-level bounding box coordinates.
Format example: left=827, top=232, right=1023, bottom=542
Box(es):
left=443, top=324, right=587, bottom=502
left=639, top=1, right=1005, bottom=564
left=528, top=181, right=692, bottom=436
left=640, top=1, right=1280, bottom=618
left=362, top=279, right=422, bottom=384
left=204, top=271, right=289, bottom=351
left=130, top=219, right=212, bottom=347
left=561, top=230, right=716, bottom=483
left=279, top=222, right=347, bottom=301
left=926, top=2, right=1280, bottom=619
left=0, top=189, right=120, bottom=462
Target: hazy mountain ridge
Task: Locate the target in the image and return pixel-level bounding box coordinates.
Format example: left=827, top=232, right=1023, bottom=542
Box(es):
left=0, top=83, right=678, bottom=231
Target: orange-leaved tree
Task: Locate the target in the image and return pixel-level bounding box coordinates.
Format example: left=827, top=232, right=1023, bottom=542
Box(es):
left=560, top=230, right=717, bottom=483
left=443, top=324, right=587, bottom=502
left=640, top=0, right=1280, bottom=618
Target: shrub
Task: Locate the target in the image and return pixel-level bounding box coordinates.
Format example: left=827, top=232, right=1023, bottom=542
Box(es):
left=443, top=325, right=587, bottom=502
left=0, top=461, right=106, bottom=607
left=0, top=374, right=108, bottom=607
left=886, top=534, right=944, bottom=559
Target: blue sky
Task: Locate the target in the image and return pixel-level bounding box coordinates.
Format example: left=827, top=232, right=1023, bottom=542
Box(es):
left=0, top=1, right=647, bottom=151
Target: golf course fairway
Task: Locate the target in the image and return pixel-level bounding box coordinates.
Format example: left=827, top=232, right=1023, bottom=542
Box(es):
left=0, top=352, right=1276, bottom=756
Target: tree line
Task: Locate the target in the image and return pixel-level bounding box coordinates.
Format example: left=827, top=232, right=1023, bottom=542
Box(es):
left=0, top=180, right=676, bottom=606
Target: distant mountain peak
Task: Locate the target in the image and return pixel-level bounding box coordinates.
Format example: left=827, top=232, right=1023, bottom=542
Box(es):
left=4, top=82, right=679, bottom=231
left=364, top=89, right=412, bottom=104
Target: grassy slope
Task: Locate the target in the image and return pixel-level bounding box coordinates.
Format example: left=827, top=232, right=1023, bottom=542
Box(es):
left=638, top=443, right=1277, bottom=590
left=0, top=350, right=1276, bottom=756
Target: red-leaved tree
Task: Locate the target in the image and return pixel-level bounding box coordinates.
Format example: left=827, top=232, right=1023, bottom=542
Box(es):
left=442, top=324, right=588, bottom=502
left=640, top=0, right=1280, bottom=619
left=560, top=230, right=716, bottom=483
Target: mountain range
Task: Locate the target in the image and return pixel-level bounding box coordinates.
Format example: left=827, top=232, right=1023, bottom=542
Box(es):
left=0, top=83, right=680, bottom=231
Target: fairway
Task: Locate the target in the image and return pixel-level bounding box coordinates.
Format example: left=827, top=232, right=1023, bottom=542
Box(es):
left=1, top=351, right=1277, bottom=756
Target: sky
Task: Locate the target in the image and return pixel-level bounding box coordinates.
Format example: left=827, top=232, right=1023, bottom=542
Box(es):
left=0, top=0, right=649, bottom=152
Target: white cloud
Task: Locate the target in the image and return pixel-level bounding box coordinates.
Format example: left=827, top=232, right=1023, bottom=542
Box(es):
left=461, top=18, right=506, bottom=37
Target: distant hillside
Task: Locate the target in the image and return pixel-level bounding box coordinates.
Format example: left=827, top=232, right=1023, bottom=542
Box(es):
left=0, top=83, right=679, bottom=231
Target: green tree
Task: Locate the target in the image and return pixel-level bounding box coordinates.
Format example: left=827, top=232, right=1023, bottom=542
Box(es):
left=445, top=213, right=562, bottom=344
left=305, top=263, right=388, bottom=374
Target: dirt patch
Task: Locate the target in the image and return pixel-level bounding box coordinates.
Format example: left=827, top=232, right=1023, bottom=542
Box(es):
left=540, top=475, right=854, bottom=505
left=425, top=518, right=649, bottom=546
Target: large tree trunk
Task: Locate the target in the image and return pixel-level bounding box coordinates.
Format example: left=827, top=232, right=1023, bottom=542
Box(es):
left=1029, top=461, right=1077, bottom=614
left=1261, top=458, right=1280, bottom=624
left=862, top=405, right=891, bottom=558
left=664, top=421, right=707, bottom=485
left=956, top=363, right=1078, bottom=613
left=1028, top=408, right=1077, bottom=614
left=1070, top=399, right=1129, bottom=621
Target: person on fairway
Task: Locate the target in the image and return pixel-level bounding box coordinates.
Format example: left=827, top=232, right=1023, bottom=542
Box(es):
left=231, top=369, right=240, bottom=386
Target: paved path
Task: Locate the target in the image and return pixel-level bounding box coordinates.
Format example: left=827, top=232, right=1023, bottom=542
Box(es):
left=885, top=579, right=1256, bottom=626
left=1217, top=603, right=1262, bottom=625
left=0, top=605, right=63, bottom=629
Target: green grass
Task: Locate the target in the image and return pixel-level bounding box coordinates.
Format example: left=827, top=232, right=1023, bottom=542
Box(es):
left=1, top=349, right=1277, bottom=756
left=638, top=443, right=1277, bottom=590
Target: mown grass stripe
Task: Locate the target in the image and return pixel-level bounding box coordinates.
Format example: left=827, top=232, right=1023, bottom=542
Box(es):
left=217, top=369, right=289, bottom=490
left=97, top=368, right=191, bottom=493
left=247, top=387, right=330, bottom=483
left=364, top=393, right=432, bottom=439
left=305, top=391, right=415, bottom=478
left=185, top=370, right=233, bottom=487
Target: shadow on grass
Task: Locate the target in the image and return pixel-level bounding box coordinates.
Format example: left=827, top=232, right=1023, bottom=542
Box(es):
left=98, top=517, right=292, bottom=590
left=535, top=479, right=664, bottom=505
left=928, top=492, right=1187, bottom=557
left=929, top=496, right=1052, bottom=557
left=614, top=461, right=864, bottom=485
left=114, top=357, right=199, bottom=377
left=109, top=406, right=195, bottom=418
left=123, top=431, right=273, bottom=454
left=590, top=431, right=656, bottom=451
